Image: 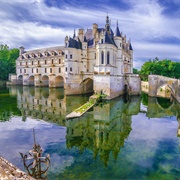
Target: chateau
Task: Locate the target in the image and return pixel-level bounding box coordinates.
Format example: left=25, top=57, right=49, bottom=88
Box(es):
left=9, top=15, right=141, bottom=99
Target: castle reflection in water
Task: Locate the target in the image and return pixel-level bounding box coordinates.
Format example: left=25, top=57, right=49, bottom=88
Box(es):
left=7, top=86, right=180, bottom=165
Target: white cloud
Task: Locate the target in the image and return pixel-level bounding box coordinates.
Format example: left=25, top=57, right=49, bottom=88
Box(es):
left=0, top=0, right=179, bottom=66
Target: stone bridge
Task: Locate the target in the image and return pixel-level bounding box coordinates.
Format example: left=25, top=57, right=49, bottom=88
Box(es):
left=148, top=75, right=180, bottom=103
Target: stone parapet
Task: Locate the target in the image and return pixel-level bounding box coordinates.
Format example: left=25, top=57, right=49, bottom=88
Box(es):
left=0, top=156, right=34, bottom=180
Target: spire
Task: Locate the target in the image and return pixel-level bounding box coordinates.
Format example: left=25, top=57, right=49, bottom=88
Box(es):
left=105, top=13, right=110, bottom=34
left=115, top=20, right=121, bottom=37
left=73, top=29, right=76, bottom=39
left=129, top=43, right=133, bottom=50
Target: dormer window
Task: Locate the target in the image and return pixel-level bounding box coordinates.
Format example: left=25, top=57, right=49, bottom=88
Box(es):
left=58, top=51, right=62, bottom=55
left=31, top=53, right=35, bottom=58
left=44, top=52, right=49, bottom=57
left=38, top=53, right=41, bottom=57
left=51, top=51, right=55, bottom=56
left=25, top=54, right=29, bottom=59
left=70, top=54, right=72, bottom=59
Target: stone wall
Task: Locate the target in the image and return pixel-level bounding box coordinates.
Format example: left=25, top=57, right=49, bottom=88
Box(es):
left=94, top=74, right=141, bottom=99
left=125, top=74, right=141, bottom=95
left=141, top=81, right=148, bottom=93
left=147, top=75, right=180, bottom=103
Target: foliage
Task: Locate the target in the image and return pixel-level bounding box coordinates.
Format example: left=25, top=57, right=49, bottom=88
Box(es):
left=0, top=88, right=21, bottom=121
left=0, top=44, right=19, bottom=80
left=133, top=68, right=139, bottom=74
left=139, top=58, right=180, bottom=81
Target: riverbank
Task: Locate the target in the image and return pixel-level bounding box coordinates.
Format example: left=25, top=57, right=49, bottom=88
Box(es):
left=0, top=156, right=34, bottom=180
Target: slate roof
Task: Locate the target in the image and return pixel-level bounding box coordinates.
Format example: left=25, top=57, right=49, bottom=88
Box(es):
left=115, top=26, right=121, bottom=37
left=68, top=37, right=82, bottom=49
left=104, top=31, right=117, bottom=47
left=129, top=43, right=133, bottom=50
left=85, top=29, right=93, bottom=40
left=87, top=38, right=94, bottom=47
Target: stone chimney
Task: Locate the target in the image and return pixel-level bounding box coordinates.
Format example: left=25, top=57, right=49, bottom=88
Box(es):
left=19, top=46, right=25, bottom=55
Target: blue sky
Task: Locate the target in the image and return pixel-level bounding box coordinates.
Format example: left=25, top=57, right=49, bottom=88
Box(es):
left=0, top=0, right=179, bottom=69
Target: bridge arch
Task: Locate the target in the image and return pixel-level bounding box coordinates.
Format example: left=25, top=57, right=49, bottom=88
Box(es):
left=17, top=75, right=23, bottom=84
left=42, top=75, right=49, bottom=86
left=28, top=76, right=34, bottom=86
left=156, top=83, right=175, bottom=98
left=80, top=78, right=94, bottom=94
left=55, top=76, right=64, bottom=87
left=156, top=97, right=174, bottom=110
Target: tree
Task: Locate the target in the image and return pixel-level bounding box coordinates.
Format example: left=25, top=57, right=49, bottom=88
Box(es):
left=0, top=44, right=19, bottom=80
left=133, top=68, right=139, bottom=74
left=139, top=58, right=180, bottom=81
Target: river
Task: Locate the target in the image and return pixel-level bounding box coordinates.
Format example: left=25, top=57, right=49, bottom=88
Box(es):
left=0, top=86, right=180, bottom=179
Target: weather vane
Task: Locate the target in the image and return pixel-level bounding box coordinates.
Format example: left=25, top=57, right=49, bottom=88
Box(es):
left=20, top=129, right=50, bottom=179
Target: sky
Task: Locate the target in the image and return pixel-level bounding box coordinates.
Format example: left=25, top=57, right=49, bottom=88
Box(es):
left=0, top=0, right=179, bottom=69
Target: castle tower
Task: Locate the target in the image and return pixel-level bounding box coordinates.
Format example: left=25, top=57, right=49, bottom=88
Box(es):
left=114, top=20, right=123, bottom=75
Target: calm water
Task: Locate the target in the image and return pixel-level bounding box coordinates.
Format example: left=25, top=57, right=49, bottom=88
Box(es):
left=0, top=86, right=180, bottom=179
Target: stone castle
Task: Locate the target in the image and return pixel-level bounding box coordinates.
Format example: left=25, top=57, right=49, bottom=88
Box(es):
left=9, top=15, right=141, bottom=99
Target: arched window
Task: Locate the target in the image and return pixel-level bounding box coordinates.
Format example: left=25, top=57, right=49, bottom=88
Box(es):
left=101, top=51, right=104, bottom=64
left=107, top=51, right=110, bottom=64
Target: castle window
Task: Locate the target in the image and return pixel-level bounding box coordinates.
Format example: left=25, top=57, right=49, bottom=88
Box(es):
left=120, top=43, right=121, bottom=47
left=101, top=51, right=104, bottom=64
left=95, top=53, right=96, bottom=59
left=32, top=61, right=33, bottom=65
left=66, top=54, right=67, bottom=58
left=59, top=68, right=61, bottom=73
left=52, top=59, right=53, bottom=64
left=26, top=62, right=28, bottom=66
left=70, top=67, right=72, bottom=72
left=45, top=68, right=47, bottom=73
left=59, top=59, right=61, bottom=64
left=36, top=69, right=38, bottom=73
left=45, top=60, right=47, bottom=65
left=20, top=62, right=22, bottom=66
left=24, top=69, right=26, bottom=73
left=101, top=39, right=103, bottom=44
left=107, top=51, right=110, bottom=64
left=38, top=61, right=40, bottom=65
left=20, top=69, right=22, bottom=73
left=32, top=69, right=33, bottom=73
left=50, top=68, right=52, bottom=73
left=70, top=54, right=72, bottom=59
left=66, top=67, right=67, bottom=72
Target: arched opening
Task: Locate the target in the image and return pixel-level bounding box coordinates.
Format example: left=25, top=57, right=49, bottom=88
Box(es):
left=80, top=78, right=94, bottom=94
left=17, top=75, right=23, bottom=85
left=101, top=51, right=104, bottom=64
left=55, top=76, right=64, bottom=87
left=29, top=76, right=34, bottom=86
left=107, top=51, right=110, bottom=64
left=157, top=84, right=174, bottom=99
left=156, top=97, right=173, bottom=110
left=42, top=75, right=49, bottom=86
